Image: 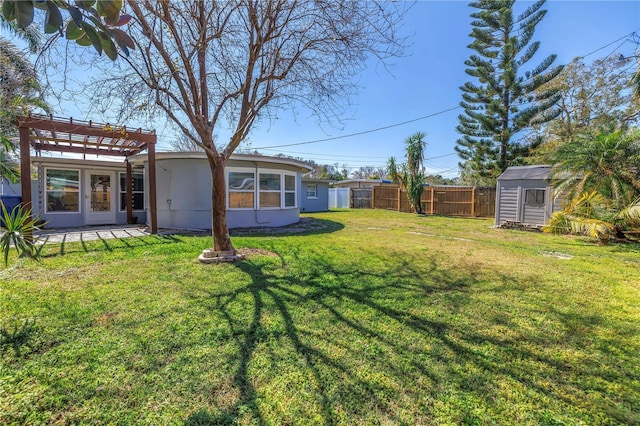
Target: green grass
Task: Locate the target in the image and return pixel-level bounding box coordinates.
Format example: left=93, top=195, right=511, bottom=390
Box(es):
left=1, top=209, right=639, bottom=425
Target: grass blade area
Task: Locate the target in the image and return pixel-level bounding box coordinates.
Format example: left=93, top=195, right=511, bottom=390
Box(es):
left=1, top=209, right=639, bottom=424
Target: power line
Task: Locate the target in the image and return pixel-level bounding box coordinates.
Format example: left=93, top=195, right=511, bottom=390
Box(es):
left=577, top=29, right=638, bottom=60
left=252, top=28, right=639, bottom=173
left=258, top=147, right=393, bottom=159
left=251, top=105, right=461, bottom=150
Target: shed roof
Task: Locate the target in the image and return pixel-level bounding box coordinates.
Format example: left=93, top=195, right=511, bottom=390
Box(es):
left=497, top=165, right=552, bottom=181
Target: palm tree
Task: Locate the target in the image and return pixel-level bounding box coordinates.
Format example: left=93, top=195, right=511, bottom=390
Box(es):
left=0, top=15, right=41, bottom=53
left=386, top=132, right=428, bottom=214
left=549, top=129, right=640, bottom=210
left=544, top=128, right=640, bottom=242
left=0, top=19, right=48, bottom=182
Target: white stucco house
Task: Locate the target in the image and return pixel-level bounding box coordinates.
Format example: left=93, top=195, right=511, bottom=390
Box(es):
left=22, top=152, right=312, bottom=230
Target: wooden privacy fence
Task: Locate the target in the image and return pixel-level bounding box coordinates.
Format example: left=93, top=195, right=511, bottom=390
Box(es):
left=369, top=185, right=496, bottom=217
left=351, top=188, right=373, bottom=208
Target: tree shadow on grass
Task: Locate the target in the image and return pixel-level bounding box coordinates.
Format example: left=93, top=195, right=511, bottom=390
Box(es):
left=182, top=247, right=640, bottom=425
left=230, top=217, right=344, bottom=238
left=37, top=233, right=184, bottom=258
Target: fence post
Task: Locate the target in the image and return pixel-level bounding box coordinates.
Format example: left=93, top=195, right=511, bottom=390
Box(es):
left=372, top=186, right=376, bottom=209
left=397, top=187, right=401, bottom=212
left=471, top=187, right=476, bottom=217
left=429, top=187, right=434, bottom=215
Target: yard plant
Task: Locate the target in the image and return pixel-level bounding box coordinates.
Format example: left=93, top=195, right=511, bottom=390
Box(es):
left=1, top=210, right=638, bottom=424
left=0, top=201, right=42, bottom=266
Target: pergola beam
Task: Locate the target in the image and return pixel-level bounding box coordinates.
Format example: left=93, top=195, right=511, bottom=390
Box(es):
left=18, top=114, right=158, bottom=235
left=31, top=143, right=145, bottom=156
left=18, top=116, right=156, bottom=144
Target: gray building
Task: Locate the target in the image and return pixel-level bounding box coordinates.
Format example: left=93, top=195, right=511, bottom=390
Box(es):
left=16, top=153, right=312, bottom=230
left=495, top=165, right=563, bottom=228
left=131, top=152, right=313, bottom=229
left=301, top=178, right=330, bottom=212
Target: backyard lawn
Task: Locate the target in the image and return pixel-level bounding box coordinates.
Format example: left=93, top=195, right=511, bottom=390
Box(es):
left=1, top=209, right=638, bottom=425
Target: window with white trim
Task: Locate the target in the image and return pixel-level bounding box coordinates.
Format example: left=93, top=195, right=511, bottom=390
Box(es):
left=227, top=169, right=297, bottom=210
left=259, top=172, right=281, bottom=208
left=525, top=189, right=545, bottom=207
left=284, top=174, right=296, bottom=207
left=45, top=168, right=80, bottom=213
left=119, top=172, right=145, bottom=211
left=306, top=184, right=317, bottom=199
left=228, top=171, right=255, bottom=208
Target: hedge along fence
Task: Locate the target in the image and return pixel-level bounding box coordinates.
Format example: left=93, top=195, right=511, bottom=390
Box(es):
left=370, top=185, right=496, bottom=217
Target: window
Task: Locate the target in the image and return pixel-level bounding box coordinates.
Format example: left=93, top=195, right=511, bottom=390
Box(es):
left=227, top=169, right=297, bottom=209
left=306, top=184, right=317, bottom=199
left=120, top=172, right=145, bottom=211
left=228, top=171, right=255, bottom=208
left=46, top=169, right=80, bottom=212
left=90, top=174, right=112, bottom=212
left=259, top=173, right=281, bottom=208
left=525, top=189, right=545, bottom=207
left=284, top=174, right=296, bottom=207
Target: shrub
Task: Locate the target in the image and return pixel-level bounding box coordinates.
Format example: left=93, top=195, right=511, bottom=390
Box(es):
left=0, top=201, right=44, bottom=266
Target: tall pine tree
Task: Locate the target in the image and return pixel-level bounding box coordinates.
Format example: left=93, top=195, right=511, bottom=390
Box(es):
left=455, top=0, right=563, bottom=184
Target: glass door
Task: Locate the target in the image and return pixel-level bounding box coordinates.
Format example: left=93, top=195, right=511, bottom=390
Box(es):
left=85, top=172, right=116, bottom=225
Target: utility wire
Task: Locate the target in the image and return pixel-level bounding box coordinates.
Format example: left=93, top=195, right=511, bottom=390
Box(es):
left=251, top=106, right=461, bottom=150
left=251, top=28, right=639, bottom=161
left=577, top=29, right=638, bottom=60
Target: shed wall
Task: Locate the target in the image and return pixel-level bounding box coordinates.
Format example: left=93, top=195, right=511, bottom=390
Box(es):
left=496, top=178, right=558, bottom=227
left=495, top=183, right=519, bottom=225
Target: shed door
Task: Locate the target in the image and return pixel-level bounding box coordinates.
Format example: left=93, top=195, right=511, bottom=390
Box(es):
left=522, top=188, right=547, bottom=226
left=85, top=172, right=116, bottom=225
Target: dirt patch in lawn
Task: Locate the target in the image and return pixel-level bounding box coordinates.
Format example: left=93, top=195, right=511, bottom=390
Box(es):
left=236, top=247, right=279, bottom=258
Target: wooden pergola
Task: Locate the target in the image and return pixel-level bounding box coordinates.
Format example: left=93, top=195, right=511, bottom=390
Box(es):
left=18, top=114, right=158, bottom=234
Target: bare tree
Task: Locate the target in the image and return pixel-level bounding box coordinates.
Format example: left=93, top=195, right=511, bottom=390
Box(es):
left=351, top=166, right=386, bottom=180
left=73, top=1, right=406, bottom=260
left=169, top=133, right=206, bottom=152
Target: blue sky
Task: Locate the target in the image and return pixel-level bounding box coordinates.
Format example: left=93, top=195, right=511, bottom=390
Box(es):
left=16, top=1, right=640, bottom=177
left=246, top=0, right=640, bottom=177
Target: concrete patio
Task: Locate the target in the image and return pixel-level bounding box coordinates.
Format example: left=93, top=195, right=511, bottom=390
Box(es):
left=34, top=224, right=151, bottom=244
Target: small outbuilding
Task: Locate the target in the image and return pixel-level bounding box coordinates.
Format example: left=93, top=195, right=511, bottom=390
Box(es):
left=495, top=165, right=563, bottom=228
left=300, top=178, right=330, bottom=212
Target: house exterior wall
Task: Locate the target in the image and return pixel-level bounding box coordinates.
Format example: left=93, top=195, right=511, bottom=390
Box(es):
left=1, top=178, right=22, bottom=196
left=332, top=179, right=391, bottom=189
left=13, top=154, right=309, bottom=230
left=138, top=154, right=309, bottom=229
left=29, top=159, right=146, bottom=229
left=301, top=180, right=329, bottom=212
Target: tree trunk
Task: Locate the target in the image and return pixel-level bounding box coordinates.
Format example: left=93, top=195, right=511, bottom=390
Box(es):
left=209, top=153, right=235, bottom=253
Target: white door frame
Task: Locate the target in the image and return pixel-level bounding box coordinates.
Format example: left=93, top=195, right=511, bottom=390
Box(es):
left=85, top=170, right=116, bottom=225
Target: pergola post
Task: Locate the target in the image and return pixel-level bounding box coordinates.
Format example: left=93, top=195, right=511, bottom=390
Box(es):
left=125, top=159, right=133, bottom=224
left=19, top=125, right=33, bottom=240
left=148, top=138, right=158, bottom=234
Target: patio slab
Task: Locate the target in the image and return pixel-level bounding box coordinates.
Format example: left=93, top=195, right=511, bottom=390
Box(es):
left=34, top=225, right=151, bottom=244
